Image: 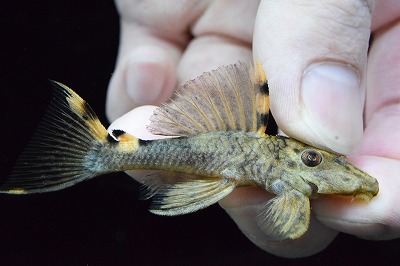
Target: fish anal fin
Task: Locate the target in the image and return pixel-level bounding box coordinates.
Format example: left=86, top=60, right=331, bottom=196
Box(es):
left=257, top=190, right=310, bottom=240
left=142, top=172, right=236, bottom=216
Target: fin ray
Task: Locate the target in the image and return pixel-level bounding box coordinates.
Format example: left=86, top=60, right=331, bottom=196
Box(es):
left=0, top=81, right=108, bottom=194
left=141, top=172, right=236, bottom=215
left=148, top=62, right=265, bottom=136
left=257, top=190, right=310, bottom=240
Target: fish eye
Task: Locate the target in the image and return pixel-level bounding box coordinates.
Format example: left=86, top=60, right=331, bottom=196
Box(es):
left=301, top=149, right=322, bottom=167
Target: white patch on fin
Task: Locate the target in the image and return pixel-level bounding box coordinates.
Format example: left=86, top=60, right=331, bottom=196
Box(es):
left=148, top=62, right=262, bottom=136
left=257, top=190, right=310, bottom=240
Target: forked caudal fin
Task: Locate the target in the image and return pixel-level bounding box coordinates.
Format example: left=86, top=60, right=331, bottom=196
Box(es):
left=1, top=81, right=110, bottom=194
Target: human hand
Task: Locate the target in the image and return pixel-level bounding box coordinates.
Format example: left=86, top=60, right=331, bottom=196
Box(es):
left=107, top=0, right=400, bottom=258
left=106, top=0, right=258, bottom=121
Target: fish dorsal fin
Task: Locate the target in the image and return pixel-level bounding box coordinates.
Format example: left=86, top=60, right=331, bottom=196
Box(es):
left=148, top=62, right=270, bottom=136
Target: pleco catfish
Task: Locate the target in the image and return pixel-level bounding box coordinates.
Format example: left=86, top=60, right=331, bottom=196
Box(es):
left=1, top=62, right=378, bottom=240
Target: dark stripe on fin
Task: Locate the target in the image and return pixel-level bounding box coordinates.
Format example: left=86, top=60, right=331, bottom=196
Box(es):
left=107, top=134, right=119, bottom=143
left=0, top=81, right=108, bottom=194
left=253, top=62, right=270, bottom=135
left=111, top=129, right=126, bottom=138
left=107, top=129, right=127, bottom=144
left=259, top=113, right=269, bottom=131
left=259, top=82, right=270, bottom=95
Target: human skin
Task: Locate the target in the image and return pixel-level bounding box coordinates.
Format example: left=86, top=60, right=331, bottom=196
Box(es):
left=106, top=0, right=400, bottom=258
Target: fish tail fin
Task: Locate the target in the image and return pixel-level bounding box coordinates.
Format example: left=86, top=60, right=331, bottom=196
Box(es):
left=1, top=81, right=110, bottom=194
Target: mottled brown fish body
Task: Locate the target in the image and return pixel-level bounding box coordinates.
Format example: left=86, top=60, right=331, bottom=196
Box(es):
left=91, top=131, right=284, bottom=186
left=96, top=130, right=378, bottom=200
left=88, top=128, right=378, bottom=239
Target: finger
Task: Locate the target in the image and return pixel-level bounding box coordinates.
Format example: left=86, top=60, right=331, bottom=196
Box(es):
left=253, top=0, right=374, bottom=154
left=107, top=0, right=260, bottom=122
left=361, top=20, right=400, bottom=160
left=175, top=0, right=259, bottom=83
left=107, top=45, right=179, bottom=122
left=313, top=19, right=400, bottom=240
left=243, top=0, right=374, bottom=257
left=371, top=1, right=400, bottom=30
left=107, top=0, right=208, bottom=121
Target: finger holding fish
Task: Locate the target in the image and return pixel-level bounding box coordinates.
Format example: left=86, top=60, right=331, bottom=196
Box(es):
left=312, top=22, right=400, bottom=240
left=249, top=0, right=400, bottom=256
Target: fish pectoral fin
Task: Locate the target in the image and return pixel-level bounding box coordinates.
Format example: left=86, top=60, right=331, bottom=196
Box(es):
left=146, top=175, right=236, bottom=216
left=257, top=190, right=310, bottom=240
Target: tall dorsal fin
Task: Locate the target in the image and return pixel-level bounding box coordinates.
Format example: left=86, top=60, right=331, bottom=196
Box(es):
left=148, top=62, right=270, bottom=136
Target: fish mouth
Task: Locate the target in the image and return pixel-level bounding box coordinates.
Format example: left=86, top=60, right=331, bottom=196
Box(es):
left=352, top=191, right=376, bottom=202
left=356, top=177, right=380, bottom=202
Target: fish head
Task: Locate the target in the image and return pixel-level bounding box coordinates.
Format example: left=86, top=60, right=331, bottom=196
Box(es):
left=278, top=138, right=379, bottom=201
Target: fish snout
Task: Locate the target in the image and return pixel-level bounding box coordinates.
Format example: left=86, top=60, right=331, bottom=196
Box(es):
left=351, top=174, right=379, bottom=202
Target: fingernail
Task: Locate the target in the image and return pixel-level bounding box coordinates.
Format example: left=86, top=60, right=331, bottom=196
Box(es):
left=301, top=63, right=364, bottom=154
left=125, top=48, right=167, bottom=105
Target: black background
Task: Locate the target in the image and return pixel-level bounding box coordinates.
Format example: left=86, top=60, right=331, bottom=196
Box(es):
left=1, top=1, right=399, bottom=265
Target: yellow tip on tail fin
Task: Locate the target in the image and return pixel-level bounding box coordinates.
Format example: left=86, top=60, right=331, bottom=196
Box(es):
left=0, top=81, right=109, bottom=194
left=52, top=81, right=108, bottom=142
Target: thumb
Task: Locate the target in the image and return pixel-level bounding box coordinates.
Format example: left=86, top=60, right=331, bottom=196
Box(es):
left=221, top=0, right=375, bottom=257
left=253, top=0, right=374, bottom=154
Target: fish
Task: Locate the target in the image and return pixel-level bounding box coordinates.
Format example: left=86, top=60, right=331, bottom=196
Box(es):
left=0, top=62, right=379, bottom=240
